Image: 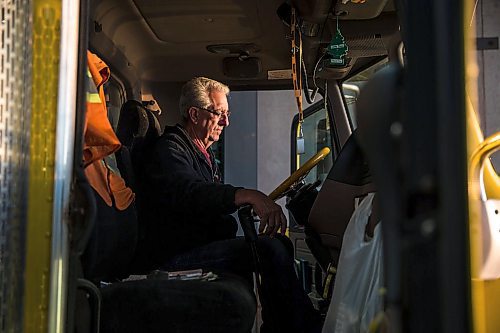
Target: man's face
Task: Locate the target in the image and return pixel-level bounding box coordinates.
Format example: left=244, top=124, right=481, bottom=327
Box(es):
left=195, top=90, right=230, bottom=145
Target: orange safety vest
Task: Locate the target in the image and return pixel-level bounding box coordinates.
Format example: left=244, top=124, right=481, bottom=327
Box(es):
left=84, top=51, right=134, bottom=210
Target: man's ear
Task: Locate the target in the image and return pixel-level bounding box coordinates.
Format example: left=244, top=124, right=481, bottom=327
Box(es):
left=188, top=107, right=199, bottom=124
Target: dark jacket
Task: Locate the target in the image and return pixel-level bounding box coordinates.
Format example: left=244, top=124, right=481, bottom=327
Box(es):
left=142, top=124, right=239, bottom=264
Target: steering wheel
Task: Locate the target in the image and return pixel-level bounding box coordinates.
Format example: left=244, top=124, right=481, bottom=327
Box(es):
left=268, top=147, right=331, bottom=201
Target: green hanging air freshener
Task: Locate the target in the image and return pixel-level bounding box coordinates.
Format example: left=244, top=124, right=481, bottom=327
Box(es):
left=326, top=16, right=348, bottom=67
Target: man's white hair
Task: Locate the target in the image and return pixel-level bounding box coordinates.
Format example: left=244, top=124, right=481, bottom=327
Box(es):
left=179, top=77, right=230, bottom=120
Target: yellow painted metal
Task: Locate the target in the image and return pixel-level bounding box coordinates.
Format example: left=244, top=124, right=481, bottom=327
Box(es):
left=473, top=279, right=500, bottom=333
left=465, top=0, right=500, bottom=329
left=468, top=118, right=500, bottom=333
left=469, top=129, right=500, bottom=278
left=269, top=147, right=331, bottom=201
left=23, top=1, right=62, bottom=332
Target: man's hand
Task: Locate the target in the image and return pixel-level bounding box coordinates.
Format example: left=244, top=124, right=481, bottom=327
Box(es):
left=235, top=189, right=287, bottom=237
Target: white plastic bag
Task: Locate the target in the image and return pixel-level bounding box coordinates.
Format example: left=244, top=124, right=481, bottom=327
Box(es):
left=322, top=192, right=384, bottom=333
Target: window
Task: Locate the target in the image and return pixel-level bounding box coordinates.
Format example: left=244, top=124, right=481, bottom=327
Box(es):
left=103, top=75, right=126, bottom=175
left=104, top=76, right=126, bottom=131
left=293, top=103, right=334, bottom=186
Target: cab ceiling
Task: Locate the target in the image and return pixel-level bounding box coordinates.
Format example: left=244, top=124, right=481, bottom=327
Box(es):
left=91, top=0, right=288, bottom=86
left=90, top=0, right=398, bottom=90
left=133, top=0, right=265, bottom=44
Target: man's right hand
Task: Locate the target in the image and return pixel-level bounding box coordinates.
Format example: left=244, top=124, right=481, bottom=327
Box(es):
left=235, top=189, right=287, bottom=237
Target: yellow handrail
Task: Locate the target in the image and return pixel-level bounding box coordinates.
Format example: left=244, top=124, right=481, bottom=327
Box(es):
left=469, top=132, right=500, bottom=201
left=469, top=131, right=500, bottom=280
left=468, top=126, right=500, bottom=333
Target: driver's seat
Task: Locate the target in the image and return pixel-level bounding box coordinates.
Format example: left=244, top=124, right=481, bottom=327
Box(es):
left=81, top=99, right=257, bottom=333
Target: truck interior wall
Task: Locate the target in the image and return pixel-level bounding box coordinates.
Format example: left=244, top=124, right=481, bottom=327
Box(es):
left=475, top=0, right=500, bottom=170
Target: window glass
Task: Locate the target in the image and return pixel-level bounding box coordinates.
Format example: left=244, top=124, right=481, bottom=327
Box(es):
left=104, top=77, right=126, bottom=131
left=102, top=76, right=126, bottom=175
left=297, top=106, right=333, bottom=185
left=342, top=58, right=389, bottom=128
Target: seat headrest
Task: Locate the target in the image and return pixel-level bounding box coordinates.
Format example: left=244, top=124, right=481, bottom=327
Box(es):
left=116, top=100, right=162, bottom=150
left=327, top=130, right=372, bottom=186
left=117, top=100, right=149, bottom=148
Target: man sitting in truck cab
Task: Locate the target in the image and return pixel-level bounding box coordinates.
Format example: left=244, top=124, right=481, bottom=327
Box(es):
left=141, top=77, right=322, bottom=332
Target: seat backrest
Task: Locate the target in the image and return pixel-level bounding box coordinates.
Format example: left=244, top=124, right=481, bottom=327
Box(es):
left=115, top=100, right=163, bottom=272
left=308, top=130, right=376, bottom=267
left=115, top=100, right=162, bottom=192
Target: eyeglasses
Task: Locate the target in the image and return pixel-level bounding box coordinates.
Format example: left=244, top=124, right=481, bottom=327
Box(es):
left=196, top=106, right=231, bottom=118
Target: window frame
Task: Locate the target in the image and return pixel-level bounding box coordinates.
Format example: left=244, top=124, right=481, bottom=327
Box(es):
left=340, top=56, right=388, bottom=131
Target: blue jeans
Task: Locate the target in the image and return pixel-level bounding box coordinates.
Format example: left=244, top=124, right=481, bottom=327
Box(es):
left=162, top=235, right=322, bottom=333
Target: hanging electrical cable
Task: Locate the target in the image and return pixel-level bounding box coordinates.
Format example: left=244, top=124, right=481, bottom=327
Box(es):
left=302, top=57, right=319, bottom=104
left=308, top=0, right=336, bottom=104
